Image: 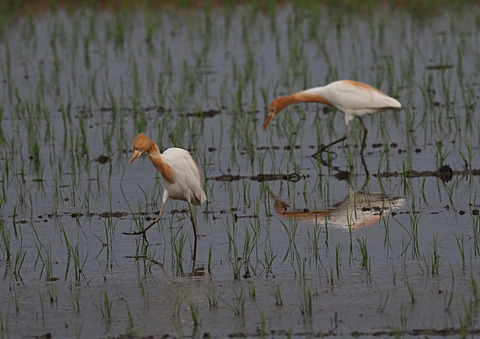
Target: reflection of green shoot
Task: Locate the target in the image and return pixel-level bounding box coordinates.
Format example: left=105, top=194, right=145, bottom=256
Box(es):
left=222, top=288, right=245, bottom=316
left=248, top=282, right=256, bottom=300
left=378, top=290, right=389, bottom=313
left=472, top=214, right=480, bottom=256
left=466, top=272, right=479, bottom=302
left=404, top=275, right=416, bottom=304
left=300, top=284, right=312, bottom=318
left=173, top=291, right=184, bottom=317
left=335, top=243, right=341, bottom=278
left=0, top=220, right=11, bottom=260
left=189, top=303, right=200, bottom=328
left=442, top=287, right=454, bottom=311
left=95, top=291, right=113, bottom=321
left=273, top=284, right=283, bottom=306
left=206, top=283, right=221, bottom=308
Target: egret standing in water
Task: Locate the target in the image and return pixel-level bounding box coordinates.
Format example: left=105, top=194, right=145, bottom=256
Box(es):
left=123, top=133, right=207, bottom=241
left=263, top=80, right=401, bottom=156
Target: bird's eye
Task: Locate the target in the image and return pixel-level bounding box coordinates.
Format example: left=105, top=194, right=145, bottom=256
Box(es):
left=270, top=108, right=275, bottom=113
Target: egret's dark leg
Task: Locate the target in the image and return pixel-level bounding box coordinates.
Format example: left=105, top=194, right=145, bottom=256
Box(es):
left=123, top=200, right=166, bottom=241
left=357, top=117, right=368, bottom=152
left=188, top=202, right=198, bottom=261
left=357, top=117, right=370, bottom=176
left=311, top=134, right=348, bottom=158
left=188, top=202, right=198, bottom=240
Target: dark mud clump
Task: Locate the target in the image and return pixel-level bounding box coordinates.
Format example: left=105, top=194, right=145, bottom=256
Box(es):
left=94, top=155, right=110, bottom=164
left=208, top=172, right=305, bottom=182
left=375, top=164, right=480, bottom=183
left=184, top=109, right=221, bottom=118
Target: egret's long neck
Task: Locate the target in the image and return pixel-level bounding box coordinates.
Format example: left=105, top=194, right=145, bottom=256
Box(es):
left=274, top=91, right=332, bottom=112
left=294, top=90, right=332, bottom=106
left=147, top=145, right=175, bottom=183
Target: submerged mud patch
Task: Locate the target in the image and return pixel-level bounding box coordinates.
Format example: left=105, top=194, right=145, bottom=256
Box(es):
left=208, top=172, right=305, bottom=182
left=374, top=164, right=480, bottom=182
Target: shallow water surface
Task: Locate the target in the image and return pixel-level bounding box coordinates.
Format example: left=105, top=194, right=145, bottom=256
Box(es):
left=1, top=2, right=480, bottom=338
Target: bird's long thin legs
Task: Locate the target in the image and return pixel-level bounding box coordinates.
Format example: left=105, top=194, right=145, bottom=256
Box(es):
left=186, top=201, right=199, bottom=261
left=122, top=200, right=166, bottom=241
left=357, top=117, right=370, bottom=176
left=311, top=134, right=347, bottom=158
left=357, top=117, right=368, bottom=151
left=187, top=202, right=198, bottom=239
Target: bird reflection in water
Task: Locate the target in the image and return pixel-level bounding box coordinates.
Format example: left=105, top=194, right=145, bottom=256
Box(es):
left=269, top=187, right=404, bottom=228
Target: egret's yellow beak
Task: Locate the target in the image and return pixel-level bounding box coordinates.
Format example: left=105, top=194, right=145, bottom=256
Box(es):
left=129, top=150, right=143, bottom=165
left=263, top=111, right=275, bottom=129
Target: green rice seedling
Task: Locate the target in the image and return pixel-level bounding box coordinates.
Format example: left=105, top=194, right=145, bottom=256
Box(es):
left=295, top=252, right=307, bottom=283
left=124, top=300, right=135, bottom=335
left=171, top=316, right=184, bottom=339
left=0, top=219, right=11, bottom=260
left=48, top=285, right=57, bottom=308
left=230, top=256, right=243, bottom=280
left=399, top=302, right=407, bottom=330
left=38, top=291, right=45, bottom=320
left=242, top=228, right=253, bottom=263
left=206, top=283, right=221, bottom=308
left=69, top=284, right=81, bottom=312
left=408, top=211, right=421, bottom=258
left=222, top=287, right=246, bottom=316
left=300, top=284, right=312, bottom=319
left=208, top=243, right=213, bottom=272
left=248, top=282, right=256, bottom=300
left=471, top=214, right=480, bottom=257
left=258, top=312, right=266, bottom=339
left=442, top=287, right=454, bottom=311
left=12, top=290, right=19, bottom=313
left=307, top=224, right=322, bottom=266
left=356, top=236, right=370, bottom=275
left=391, top=262, right=397, bottom=286
left=466, top=272, right=479, bottom=302
left=35, top=241, right=55, bottom=281
left=430, top=232, right=441, bottom=276
left=173, top=291, right=184, bottom=318
left=404, top=275, right=416, bottom=304
left=95, top=291, right=113, bottom=322
left=458, top=299, right=474, bottom=334
left=72, top=244, right=88, bottom=281
left=171, top=229, right=187, bottom=276
left=263, top=245, right=276, bottom=276
left=335, top=243, right=341, bottom=278
left=378, top=289, right=390, bottom=313
left=189, top=303, right=200, bottom=328
left=454, top=233, right=466, bottom=268
left=434, top=142, right=450, bottom=169
left=273, top=284, right=283, bottom=306
left=282, top=218, right=299, bottom=261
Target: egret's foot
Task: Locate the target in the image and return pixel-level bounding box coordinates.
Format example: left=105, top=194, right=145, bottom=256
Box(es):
left=122, top=230, right=146, bottom=236
left=122, top=230, right=149, bottom=242
left=311, top=147, right=338, bottom=159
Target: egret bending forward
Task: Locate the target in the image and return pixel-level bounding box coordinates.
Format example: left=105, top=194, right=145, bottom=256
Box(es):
left=263, top=80, right=401, bottom=156
left=123, top=133, right=207, bottom=241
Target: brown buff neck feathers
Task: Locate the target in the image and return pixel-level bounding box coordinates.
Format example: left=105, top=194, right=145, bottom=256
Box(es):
left=130, top=133, right=175, bottom=183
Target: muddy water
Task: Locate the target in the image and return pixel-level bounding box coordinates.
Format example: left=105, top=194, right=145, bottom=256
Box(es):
left=1, top=3, right=480, bottom=338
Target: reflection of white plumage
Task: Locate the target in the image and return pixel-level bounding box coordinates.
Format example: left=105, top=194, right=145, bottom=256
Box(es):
left=327, top=187, right=405, bottom=228
left=124, top=133, right=207, bottom=240
left=263, top=80, right=401, bottom=155
left=270, top=187, right=404, bottom=228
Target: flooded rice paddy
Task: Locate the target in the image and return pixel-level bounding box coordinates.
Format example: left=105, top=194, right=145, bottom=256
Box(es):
left=1, top=1, right=480, bottom=337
